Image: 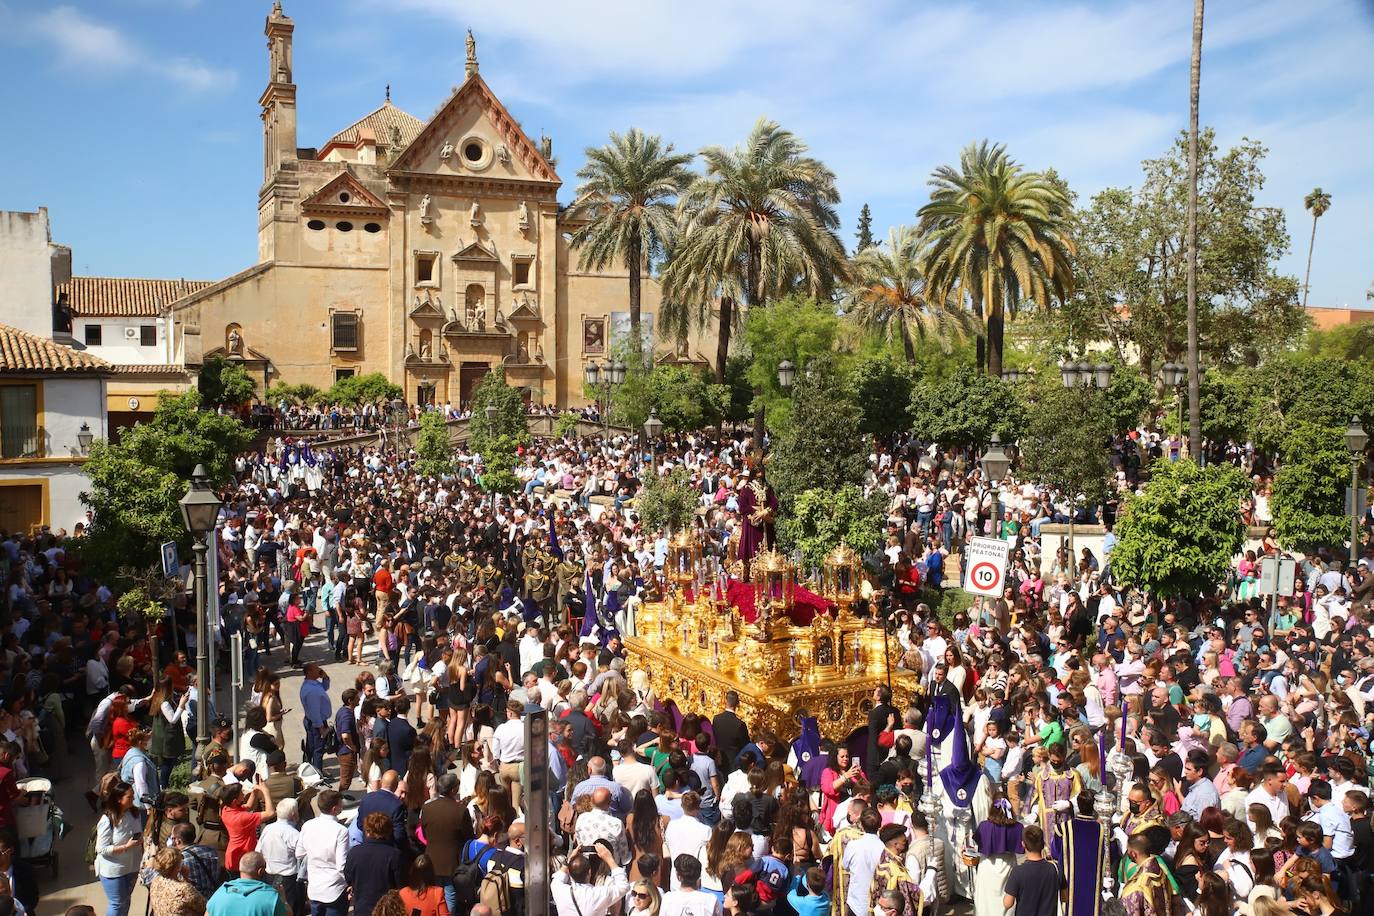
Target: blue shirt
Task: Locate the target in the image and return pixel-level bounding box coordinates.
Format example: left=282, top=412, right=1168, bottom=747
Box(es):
left=300, top=678, right=331, bottom=728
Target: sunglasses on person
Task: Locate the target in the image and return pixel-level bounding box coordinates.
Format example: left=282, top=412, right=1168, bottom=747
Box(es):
left=631, top=892, right=651, bottom=901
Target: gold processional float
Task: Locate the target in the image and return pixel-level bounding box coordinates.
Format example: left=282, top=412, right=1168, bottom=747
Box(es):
left=626, top=533, right=917, bottom=737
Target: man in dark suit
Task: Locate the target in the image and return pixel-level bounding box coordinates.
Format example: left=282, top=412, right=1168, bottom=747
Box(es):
left=866, top=685, right=897, bottom=780
left=357, top=770, right=408, bottom=850
left=712, top=690, right=750, bottom=775
left=384, top=697, right=417, bottom=777
left=419, top=773, right=467, bottom=914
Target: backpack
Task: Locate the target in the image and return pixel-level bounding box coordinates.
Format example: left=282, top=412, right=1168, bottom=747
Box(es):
left=479, top=860, right=514, bottom=916
left=452, top=841, right=495, bottom=914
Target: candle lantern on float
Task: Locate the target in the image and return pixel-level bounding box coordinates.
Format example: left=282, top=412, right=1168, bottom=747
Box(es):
left=751, top=549, right=795, bottom=615
left=667, top=529, right=701, bottom=588
left=822, top=543, right=862, bottom=610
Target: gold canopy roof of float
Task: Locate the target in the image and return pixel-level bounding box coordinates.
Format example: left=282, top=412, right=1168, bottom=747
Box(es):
left=626, top=534, right=916, bottom=737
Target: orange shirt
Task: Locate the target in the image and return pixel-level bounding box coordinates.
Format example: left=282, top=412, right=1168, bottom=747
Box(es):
left=400, top=886, right=449, bottom=916
left=221, top=807, right=263, bottom=872
left=374, top=568, right=394, bottom=594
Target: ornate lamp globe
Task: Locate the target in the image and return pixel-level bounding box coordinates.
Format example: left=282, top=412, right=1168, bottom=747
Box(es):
left=822, top=542, right=861, bottom=607
left=667, top=529, right=701, bottom=586
left=751, top=548, right=795, bottom=609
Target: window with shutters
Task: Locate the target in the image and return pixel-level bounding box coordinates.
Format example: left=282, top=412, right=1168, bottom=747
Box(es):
left=331, top=312, right=360, bottom=352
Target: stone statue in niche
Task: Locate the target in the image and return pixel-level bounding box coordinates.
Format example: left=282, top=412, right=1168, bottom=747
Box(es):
left=419, top=194, right=433, bottom=224
left=496, top=144, right=511, bottom=165
left=420, top=340, right=432, bottom=359
left=439, top=140, right=454, bottom=161
left=469, top=200, right=482, bottom=227
left=518, top=200, right=530, bottom=230
left=227, top=327, right=244, bottom=355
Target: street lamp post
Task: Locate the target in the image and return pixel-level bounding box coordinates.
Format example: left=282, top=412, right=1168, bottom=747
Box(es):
left=1160, top=362, right=1187, bottom=458
left=979, top=432, right=1013, bottom=618
left=178, top=464, right=222, bottom=760
left=1058, top=360, right=1114, bottom=563
left=584, top=360, right=625, bottom=436
left=642, top=408, right=662, bottom=475
left=1347, top=417, right=1367, bottom=569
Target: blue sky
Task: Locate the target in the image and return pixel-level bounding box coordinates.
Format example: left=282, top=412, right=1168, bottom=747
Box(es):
left=2, top=0, right=1372, bottom=310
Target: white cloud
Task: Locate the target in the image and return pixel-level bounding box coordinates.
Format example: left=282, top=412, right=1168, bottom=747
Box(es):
left=24, top=5, right=233, bottom=92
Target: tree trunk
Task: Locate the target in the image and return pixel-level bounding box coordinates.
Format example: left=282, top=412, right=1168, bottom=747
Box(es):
left=976, top=336, right=986, bottom=374
left=1185, top=0, right=1205, bottom=457
left=900, top=322, right=915, bottom=363
left=715, top=297, right=733, bottom=384
left=747, top=241, right=767, bottom=448
left=1302, top=214, right=1318, bottom=309
left=628, top=230, right=643, bottom=364
left=987, top=300, right=1006, bottom=379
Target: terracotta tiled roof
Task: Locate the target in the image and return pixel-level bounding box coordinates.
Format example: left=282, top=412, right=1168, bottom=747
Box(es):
left=325, top=100, right=424, bottom=151
left=59, top=276, right=215, bottom=318
left=0, top=324, right=109, bottom=373
left=106, top=364, right=190, bottom=377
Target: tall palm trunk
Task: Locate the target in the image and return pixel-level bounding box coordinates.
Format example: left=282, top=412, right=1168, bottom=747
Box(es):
left=1302, top=213, right=1319, bottom=309
left=715, top=297, right=733, bottom=383
left=900, top=322, right=915, bottom=363
left=747, top=242, right=767, bottom=448
left=627, top=230, right=643, bottom=364
left=987, top=298, right=1006, bottom=379
left=1185, top=0, right=1205, bottom=457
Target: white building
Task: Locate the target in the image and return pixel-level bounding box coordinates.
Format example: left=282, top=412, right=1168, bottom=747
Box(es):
left=0, top=208, right=110, bottom=533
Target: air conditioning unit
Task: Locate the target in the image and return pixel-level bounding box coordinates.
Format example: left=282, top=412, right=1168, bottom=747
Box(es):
left=124, top=327, right=138, bottom=340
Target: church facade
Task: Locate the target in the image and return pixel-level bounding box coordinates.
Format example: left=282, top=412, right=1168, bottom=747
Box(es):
left=168, top=4, right=711, bottom=407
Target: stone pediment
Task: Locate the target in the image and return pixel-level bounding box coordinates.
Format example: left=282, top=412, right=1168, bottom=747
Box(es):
left=388, top=74, right=559, bottom=184
left=408, top=296, right=445, bottom=320
left=300, top=171, right=388, bottom=216
left=452, top=241, right=499, bottom=264
left=507, top=298, right=540, bottom=322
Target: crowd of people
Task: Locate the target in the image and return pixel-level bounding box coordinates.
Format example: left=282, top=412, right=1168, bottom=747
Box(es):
left=4, top=407, right=1374, bottom=916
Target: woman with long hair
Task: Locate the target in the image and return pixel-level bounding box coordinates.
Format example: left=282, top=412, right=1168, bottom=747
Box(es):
left=702, top=818, right=735, bottom=902
left=403, top=744, right=437, bottom=820
left=261, top=671, right=286, bottom=750
left=447, top=646, right=473, bottom=752
left=148, top=675, right=190, bottom=789
left=1194, top=871, right=1232, bottom=916
left=346, top=594, right=367, bottom=665
left=398, top=854, right=447, bottom=916
left=1172, top=823, right=1213, bottom=901
left=108, top=694, right=137, bottom=765
left=626, top=787, right=667, bottom=885
left=1150, top=764, right=1182, bottom=816
left=94, top=778, right=143, bottom=916
left=818, top=746, right=864, bottom=831
left=362, top=737, right=390, bottom=791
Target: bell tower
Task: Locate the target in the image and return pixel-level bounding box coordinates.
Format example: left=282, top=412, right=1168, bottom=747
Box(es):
left=258, top=2, right=299, bottom=261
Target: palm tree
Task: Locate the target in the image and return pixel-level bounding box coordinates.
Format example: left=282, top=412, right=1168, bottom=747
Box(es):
left=845, top=225, right=974, bottom=360
left=664, top=118, right=846, bottom=385
left=566, top=129, right=695, bottom=362
left=917, top=141, right=1074, bottom=378
left=1302, top=187, right=1332, bottom=309
left=1185, top=0, right=1205, bottom=454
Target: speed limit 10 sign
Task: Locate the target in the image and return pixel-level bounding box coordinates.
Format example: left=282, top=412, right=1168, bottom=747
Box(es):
left=962, top=536, right=1011, bottom=597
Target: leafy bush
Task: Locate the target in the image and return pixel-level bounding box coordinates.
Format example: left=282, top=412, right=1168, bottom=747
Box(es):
left=554, top=413, right=581, bottom=439
left=469, top=367, right=528, bottom=451
left=1271, top=422, right=1351, bottom=555
left=198, top=356, right=257, bottom=408
left=415, top=410, right=454, bottom=479
left=780, top=485, right=886, bottom=571
left=637, top=466, right=699, bottom=533
left=1110, top=459, right=1249, bottom=597
left=909, top=366, right=1026, bottom=445
left=326, top=372, right=402, bottom=407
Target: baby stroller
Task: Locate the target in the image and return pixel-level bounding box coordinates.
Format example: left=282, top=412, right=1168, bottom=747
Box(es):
left=16, top=777, right=65, bottom=879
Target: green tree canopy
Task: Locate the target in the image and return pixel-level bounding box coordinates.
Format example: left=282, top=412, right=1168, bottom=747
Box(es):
left=326, top=372, right=403, bottom=406
left=636, top=466, right=700, bottom=534
left=845, top=353, right=917, bottom=439
left=1110, top=459, right=1250, bottom=597
left=1057, top=131, right=1306, bottom=373
left=1271, top=422, right=1350, bottom=555
left=1019, top=383, right=1113, bottom=510
left=741, top=295, right=842, bottom=432
left=768, top=362, right=866, bottom=507
left=198, top=356, right=257, bottom=408
left=80, top=389, right=251, bottom=581
left=567, top=129, right=695, bottom=361
left=477, top=432, right=522, bottom=497
left=780, top=485, right=886, bottom=571
left=414, top=410, right=454, bottom=479
left=264, top=382, right=323, bottom=406
left=1102, top=361, right=1155, bottom=436
left=469, top=366, right=528, bottom=451
left=909, top=366, right=1027, bottom=446
left=918, top=140, right=1074, bottom=377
